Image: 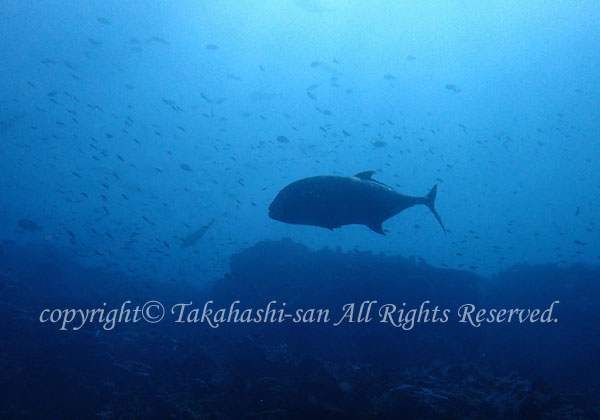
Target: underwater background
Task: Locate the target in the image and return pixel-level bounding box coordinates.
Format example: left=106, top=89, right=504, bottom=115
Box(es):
left=1, top=1, right=599, bottom=419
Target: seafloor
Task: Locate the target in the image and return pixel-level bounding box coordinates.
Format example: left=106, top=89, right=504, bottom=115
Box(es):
left=1, top=239, right=598, bottom=419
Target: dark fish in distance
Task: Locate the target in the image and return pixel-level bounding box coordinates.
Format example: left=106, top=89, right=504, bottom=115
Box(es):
left=180, top=219, right=214, bottom=248
left=445, top=84, right=461, bottom=93
left=17, top=219, right=42, bottom=232
left=146, top=36, right=170, bottom=45
left=269, top=172, right=445, bottom=234
left=372, top=140, right=387, bottom=148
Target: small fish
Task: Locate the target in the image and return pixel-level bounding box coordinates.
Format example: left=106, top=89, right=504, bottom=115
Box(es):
left=146, top=36, right=170, bottom=45
left=372, top=140, right=387, bottom=148
left=18, top=219, right=42, bottom=232
left=309, top=60, right=339, bottom=74
left=445, top=84, right=461, bottom=93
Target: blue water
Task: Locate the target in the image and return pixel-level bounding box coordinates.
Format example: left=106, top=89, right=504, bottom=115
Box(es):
left=1, top=1, right=599, bottom=418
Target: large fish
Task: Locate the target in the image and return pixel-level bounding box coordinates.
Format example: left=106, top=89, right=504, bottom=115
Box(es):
left=268, top=171, right=445, bottom=235
left=180, top=219, right=214, bottom=248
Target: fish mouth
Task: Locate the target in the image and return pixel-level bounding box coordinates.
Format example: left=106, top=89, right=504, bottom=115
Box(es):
left=267, top=203, right=275, bottom=218
left=268, top=202, right=281, bottom=221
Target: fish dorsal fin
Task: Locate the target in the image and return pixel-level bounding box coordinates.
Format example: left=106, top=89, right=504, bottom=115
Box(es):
left=354, top=171, right=376, bottom=181
left=355, top=171, right=388, bottom=187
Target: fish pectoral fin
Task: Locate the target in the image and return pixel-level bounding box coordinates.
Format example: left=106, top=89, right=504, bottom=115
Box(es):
left=366, top=222, right=385, bottom=235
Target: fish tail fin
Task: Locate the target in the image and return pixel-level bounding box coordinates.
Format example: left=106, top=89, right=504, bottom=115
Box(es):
left=423, top=185, right=446, bottom=233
